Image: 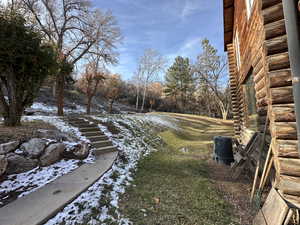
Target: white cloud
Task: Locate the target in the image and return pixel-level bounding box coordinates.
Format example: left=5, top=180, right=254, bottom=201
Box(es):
left=181, top=38, right=201, bottom=53
left=0, top=0, right=9, bottom=6
left=180, top=0, right=213, bottom=21
left=167, top=37, right=201, bottom=62
left=181, top=0, right=199, bottom=19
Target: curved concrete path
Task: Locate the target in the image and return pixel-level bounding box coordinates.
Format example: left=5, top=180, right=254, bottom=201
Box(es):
left=0, top=117, right=118, bottom=225
left=0, top=151, right=118, bottom=225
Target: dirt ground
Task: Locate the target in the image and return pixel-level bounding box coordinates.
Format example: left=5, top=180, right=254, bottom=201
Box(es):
left=0, top=121, right=60, bottom=144
left=159, top=113, right=265, bottom=224
left=119, top=113, right=265, bottom=225
left=208, top=161, right=258, bottom=225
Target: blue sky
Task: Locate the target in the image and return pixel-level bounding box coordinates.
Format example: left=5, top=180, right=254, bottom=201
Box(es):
left=0, top=0, right=225, bottom=79
left=95, top=0, right=224, bottom=80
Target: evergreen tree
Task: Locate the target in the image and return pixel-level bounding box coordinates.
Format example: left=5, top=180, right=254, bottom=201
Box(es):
left=0, top=10, right=58, bottom=126
left=164, top=56, right=195, bottom=111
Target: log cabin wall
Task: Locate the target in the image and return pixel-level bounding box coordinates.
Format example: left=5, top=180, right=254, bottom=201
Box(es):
left=225, top=0, right=300, bottom=207
left=228, top=0, right=268, bottom=146
left=227, top=44, right=241, bottom=138
left=262, top=0, right=300, bottom=208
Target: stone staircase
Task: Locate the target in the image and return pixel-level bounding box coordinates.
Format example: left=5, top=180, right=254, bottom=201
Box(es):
left=66, top=117, right=117, bottom=156
left=0, top=116, right=119, bottom=225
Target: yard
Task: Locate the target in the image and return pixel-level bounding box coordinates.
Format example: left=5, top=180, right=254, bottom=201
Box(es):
left=0, top=113, right=255, bottom=225
left=119, top=113, right=254, bottom=225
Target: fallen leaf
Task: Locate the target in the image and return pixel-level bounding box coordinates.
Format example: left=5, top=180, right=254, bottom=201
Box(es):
left=153, top=197, right=160, bottom=204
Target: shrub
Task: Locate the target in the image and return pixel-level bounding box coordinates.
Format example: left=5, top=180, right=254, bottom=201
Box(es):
left=0, top=10, right=58, bottom=126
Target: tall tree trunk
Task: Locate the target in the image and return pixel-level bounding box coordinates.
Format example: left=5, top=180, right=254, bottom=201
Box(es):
left=181, top=92, right=185, bottom=112
left=52, top=82, right=56, bottom=97
left=3, top=75, right=22, bottom=126
left=109, top=100, right=113, bottom=113
left=4, top=113, right=21, bottom=126
left=217, top=99, right=228, bottom=120
left=56, top=73, right=64, bottom=116
left=135, top=86, right=139, bottom=111
left=3, top=97, right=22, bottom=126
left=141, top=84, right=147, bottom=112
left=174, top=95, right=178, bottom=112
left=86, top=96, right=92, bottom=115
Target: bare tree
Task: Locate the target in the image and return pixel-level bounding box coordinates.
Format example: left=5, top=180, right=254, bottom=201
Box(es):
left=19, top=0, right=121, bottom=115
left=76, top=60, right=105, bottom=115
left=132, top=65, right=143, bottom=111
left=100, top=74, right=122, bottom=113
left=137, top=49, right=166, bottom=112
left=194, top=39, right=230, bottom=120
left=148, top=82, right=163, bottom=111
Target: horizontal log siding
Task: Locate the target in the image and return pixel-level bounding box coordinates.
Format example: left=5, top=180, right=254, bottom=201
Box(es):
left=228, top=0, right=300, bottom=208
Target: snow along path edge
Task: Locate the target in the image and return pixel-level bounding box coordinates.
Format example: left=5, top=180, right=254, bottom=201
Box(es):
left=44, top=115, right=165, bottom=225
left=0, top=151, right=118, bottom=225
left=0, top=116, right=96, bottom=208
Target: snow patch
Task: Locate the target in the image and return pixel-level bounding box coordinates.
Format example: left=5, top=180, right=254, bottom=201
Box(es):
left=131, top=114, right=179, bottom=130
left=45, top=114, right=164, bottom=225
left=23, top=116, right=89, bottom=143
left=29, top=102, right=86, bottom=114
left=0, top=116, right=94, bottom=207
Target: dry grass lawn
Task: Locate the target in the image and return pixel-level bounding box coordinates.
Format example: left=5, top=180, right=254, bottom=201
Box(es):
left=119, top=113, right=256, bottom=225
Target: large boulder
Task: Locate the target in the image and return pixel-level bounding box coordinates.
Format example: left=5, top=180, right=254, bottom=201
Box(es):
left=37, top=129, right=75, bottom=142
left=40, top=143, right=65, bottom=167
left=0, top=141, right=19, bottom=154
left=6, top=153, right=38, bottom=174
left=0, top=155, right=8, bottom=176
left=63, top=143, right=90, bottom=160
left=20, top=138, right=47, bottom=159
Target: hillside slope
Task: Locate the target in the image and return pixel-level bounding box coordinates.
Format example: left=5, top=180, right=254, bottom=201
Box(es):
left=30, top=86, right=136, bottom=115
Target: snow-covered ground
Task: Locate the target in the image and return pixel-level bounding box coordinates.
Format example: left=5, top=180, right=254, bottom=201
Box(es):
left=0, top=112, right=177, bottom=224
left=0, top=116, right=94, bottom=207
left=45, top=114, right=172, bottom=225
left=131, top=114, right=179, bottom=130
left=29, top=102, right=87, bottom=115
left=23, top=116, right=90, bottom=143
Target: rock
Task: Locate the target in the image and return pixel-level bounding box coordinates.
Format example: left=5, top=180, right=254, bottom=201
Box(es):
left=0, top=141, right=19, bottom=154
left=40, top=143, right=65, bottom=167
left=0, top=155, right=8, bottom=176
left=20, top=138, right=47, bottom=159
left=6, top=153, right=38, bottom=174
left=24, top=110, right=35, bottom=116
left=63, top=143, right=90, bottom=160
left=37, top=129, right=75, bottom=142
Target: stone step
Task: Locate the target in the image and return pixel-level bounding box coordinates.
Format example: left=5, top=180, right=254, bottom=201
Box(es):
left=67, top=121, right=87, bottom=126
left=68, top=120, right=90, bottom=125
left=94, top=146, right=117, bottom=156
left=84, top=131, right=104, bottom=137
left=92, top=140, right=112, bottom=148
left=88, top=135, right=108, bottom=142
left=79, top=127, right=101, bottom=133
left=0, top=151, right=118, bottom=225
left=76, top=124, right=98, bottom=129
left=67, top=118, right=86, bottom=123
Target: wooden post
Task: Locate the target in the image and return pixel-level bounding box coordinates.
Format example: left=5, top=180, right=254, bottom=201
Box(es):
left=261, top=157, right=274, bottom=192
left=250, top=110, right=270, bottom=202
left=258, top=142, right=273, bottom=193
left=283, top=209, right=293, bottom=225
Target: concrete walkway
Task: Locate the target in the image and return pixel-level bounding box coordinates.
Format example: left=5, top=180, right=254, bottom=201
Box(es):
left=0, top=116, right=119, bottom=225
left=0, top=151, right=118, bottom=225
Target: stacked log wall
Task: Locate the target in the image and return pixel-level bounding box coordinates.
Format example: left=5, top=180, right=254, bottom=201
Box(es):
left=227, top=0, right=300, bottom=208
left=227, top=44, right=240, bottom=137
left=261, top=0, right=300, bottom=208
left=229, top=0, right=269, bottom=146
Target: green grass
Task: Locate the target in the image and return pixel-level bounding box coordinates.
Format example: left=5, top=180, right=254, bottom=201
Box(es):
left=119, top=114, right=238, bottom=225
